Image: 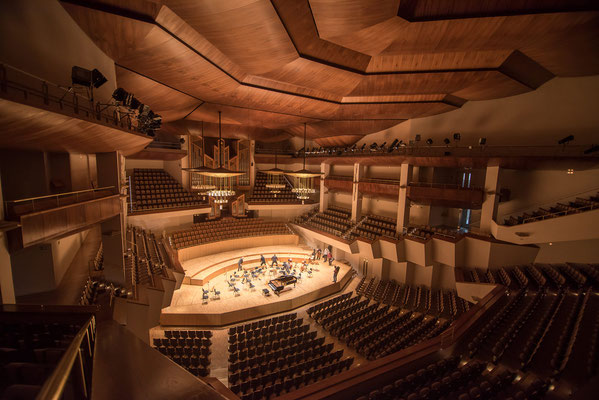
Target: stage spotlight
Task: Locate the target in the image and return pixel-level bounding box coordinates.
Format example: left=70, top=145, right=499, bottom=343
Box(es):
left=71, top=66, right=107, bottom=88
left=479, top=137, right=487, bottom=146
left=584, top=144, right=599, bottom=154
left=112, top=88, right=141, bottom=109
left=453, top=133, right=461, bottom=141
left=558, top=135, right=574, bottom=145
left=426, top=138, right=433, bottom=145
left=443, top=138, right=450, bottom=145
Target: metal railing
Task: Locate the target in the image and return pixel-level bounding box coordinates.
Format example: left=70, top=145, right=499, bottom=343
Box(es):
left=5, top=186, right=116, bottom=218
left=521, top=202, right=599, bottom=224
left=36, top=315, right=96, bottom=400
left=408, top=181, right=483, bottom=191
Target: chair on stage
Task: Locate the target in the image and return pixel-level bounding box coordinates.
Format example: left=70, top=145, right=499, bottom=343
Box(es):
left=308, top=268, right=313, bottom=278
left=262, top=288, right=270, bottom=297
left=202, top=289, right=209, bottom=304
left=226, top=280, right=236, bottom=291
left=248, top=281, right=256, bottom=291
left=233, top=285, right=241, bottom=296
left=212, top=287, right=221, bottom=300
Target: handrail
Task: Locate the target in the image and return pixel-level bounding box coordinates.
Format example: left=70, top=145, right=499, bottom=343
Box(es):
left=409, top=181, right=483, bottom=191
left=6, top=186, right=115, bottom=204
left=521, top=202, right=599, bottom=224
left=36, top=315, right=96, bottom=400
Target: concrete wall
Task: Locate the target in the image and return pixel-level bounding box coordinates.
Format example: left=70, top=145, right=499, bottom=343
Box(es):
left=357, top=76, right=599, bottom=147
left=534, top=239, right=599, bottom=264
left=51, top=229, right=89, bottom=286
left=0, top=0, right=117, bottom=102
left=11, top=244, right=55, bottom=296
left=498, top=168, right=599, bottom=221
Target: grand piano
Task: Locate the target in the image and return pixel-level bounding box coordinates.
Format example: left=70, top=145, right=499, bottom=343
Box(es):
left=268, top=275, right=297, bottom=296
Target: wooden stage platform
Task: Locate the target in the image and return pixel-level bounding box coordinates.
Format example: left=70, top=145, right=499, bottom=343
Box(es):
left=161, top=248, right=353, bottom=327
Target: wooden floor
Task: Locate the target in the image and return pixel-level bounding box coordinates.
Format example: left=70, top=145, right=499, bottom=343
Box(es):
left=181, top=244, right=312, bottom=281
left=161, top=254, right=353, bottom=326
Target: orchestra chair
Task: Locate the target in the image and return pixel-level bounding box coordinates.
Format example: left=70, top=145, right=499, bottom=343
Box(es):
left=212, top=287, right=221, bottom=300
left=262, top=289, right=270, bottom=297
left=202, top=289, right=209, bottom=304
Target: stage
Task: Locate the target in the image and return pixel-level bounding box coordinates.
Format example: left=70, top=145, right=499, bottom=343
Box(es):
left=160, top=249, right=354, bottom=327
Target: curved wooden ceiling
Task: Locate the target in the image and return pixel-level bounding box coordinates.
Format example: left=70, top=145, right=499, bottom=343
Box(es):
left=61, top=0, right=599, bottom=144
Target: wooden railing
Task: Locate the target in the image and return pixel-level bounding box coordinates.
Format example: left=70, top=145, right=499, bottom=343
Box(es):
left=4, top=186, right=116, bottom=219
left=521, top=202, right=599, bottom=224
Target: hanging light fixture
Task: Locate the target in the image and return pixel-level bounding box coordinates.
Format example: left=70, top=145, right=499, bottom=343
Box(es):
left=285, top=123, right=322, bottom=203
left=263, top=150, right=286, bottom=197
left=196, top=111, right=244, bottom=204
left=183, top=120, right=217, bottom=193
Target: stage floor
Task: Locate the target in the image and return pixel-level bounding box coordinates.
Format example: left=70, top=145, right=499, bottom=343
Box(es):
left=181, top=244, right=313, bottom=281
left=161, top=255, right=353, bottom=327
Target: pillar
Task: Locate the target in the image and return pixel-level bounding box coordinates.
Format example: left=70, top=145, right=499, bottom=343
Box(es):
left=97, top=152, right=125, bottom=285
left=480, top=165, right=500, bottom=233
left=249, top=140, right=256, bottom=188
left=319, top=162, right=330, bottom=212
left=351, top=163, right=363, bottom=222
left=0, top=173, right=16, bottom=304
left=396, top=162, right=413, bottom=233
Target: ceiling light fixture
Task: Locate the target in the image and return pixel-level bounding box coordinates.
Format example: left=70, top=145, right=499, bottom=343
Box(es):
left=285, top=123, right=323, bottom=203
left=264, top=150, right=286, bottom=197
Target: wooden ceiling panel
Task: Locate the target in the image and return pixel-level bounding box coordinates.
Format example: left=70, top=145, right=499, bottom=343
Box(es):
left=314, top=135, right=364, bottom=147
left=257, top=58, right=363, bottom=96
left=379, top=12, right=599, bottom=56
left=162, top=0, right=298, bottom=75
left=162, top=119, right=291, bottom=142
left=186, top=102, right=320, bottom=130
left=366, top=50, right=513, bottom=73
left=61, top=0, right=599, bottom=144
left=0, top=99, right=151, bottom=156
left=115, top=65, right=201, bottom=122
left=348, top=71, right=515, bottom=97
left=309, top=0, right=399, bottom=39
left=397, top=0, right=599, bottom=21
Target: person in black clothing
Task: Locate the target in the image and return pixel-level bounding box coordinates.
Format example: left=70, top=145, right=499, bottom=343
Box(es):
left=260, top=254, right=267, bottom=267
left=271, top=254, right=278, bottom=267
left=237, top=257, right=244, bottom=271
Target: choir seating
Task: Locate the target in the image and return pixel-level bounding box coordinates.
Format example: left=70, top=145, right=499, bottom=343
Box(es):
left=248, top=172, right=302, bottom=204
left=169, top=218, right=291, bottom=249
left=129, top=168, right=207, bottom=211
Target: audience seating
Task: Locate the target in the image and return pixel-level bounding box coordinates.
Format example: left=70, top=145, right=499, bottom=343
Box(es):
left=503, top=192, right=599, bottom=226
left=152, top=329, right=213, bottom=378
left=0, top=314, right=95, bottom=399
left=170, top=218, right=291, bottom=249
left=227, top=313, right=353, bottom=398
left=129, top=168, right=207, bottom=211
left=248, top=172, right=302, bottom=203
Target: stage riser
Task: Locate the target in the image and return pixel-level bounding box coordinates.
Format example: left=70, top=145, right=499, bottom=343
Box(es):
left=160, top=269, right=352, bottom=327
left=177, top=234, right=299, bottom=262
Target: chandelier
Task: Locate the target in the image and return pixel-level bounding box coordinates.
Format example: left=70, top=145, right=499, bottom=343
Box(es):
left=196, top=111, right=244, bottom=204
left=263, top=151, right=286, bottom=197
left=285, top=123, right=322, bottom=203
left=183, top=121, right=217, bottom=193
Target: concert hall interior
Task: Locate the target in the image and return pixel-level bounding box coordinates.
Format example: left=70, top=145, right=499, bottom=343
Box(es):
left=1, top=1, right=599, bottom=399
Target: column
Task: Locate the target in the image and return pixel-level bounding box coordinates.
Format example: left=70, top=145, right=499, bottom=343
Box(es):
left=480, top=165, right=500, bottom=233
left=396, top=162, right=413, bottom=233
left=249, top=140, right=256, bottom=188
left=351, top=163, right=363, bottom=222
left=319, top=162, right=330, bottom=212
left=97, top=152, right=125, bottom=285
left=0, top=174, right=16, bottom=304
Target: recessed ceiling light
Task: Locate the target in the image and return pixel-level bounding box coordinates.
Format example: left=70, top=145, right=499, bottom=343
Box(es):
left=567, top=168, right=574, bottom=175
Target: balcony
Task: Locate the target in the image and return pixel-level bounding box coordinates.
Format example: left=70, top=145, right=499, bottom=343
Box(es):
left=407, top=182, right=484, bottom=209
left=4, top=187, right=121, bottom=251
